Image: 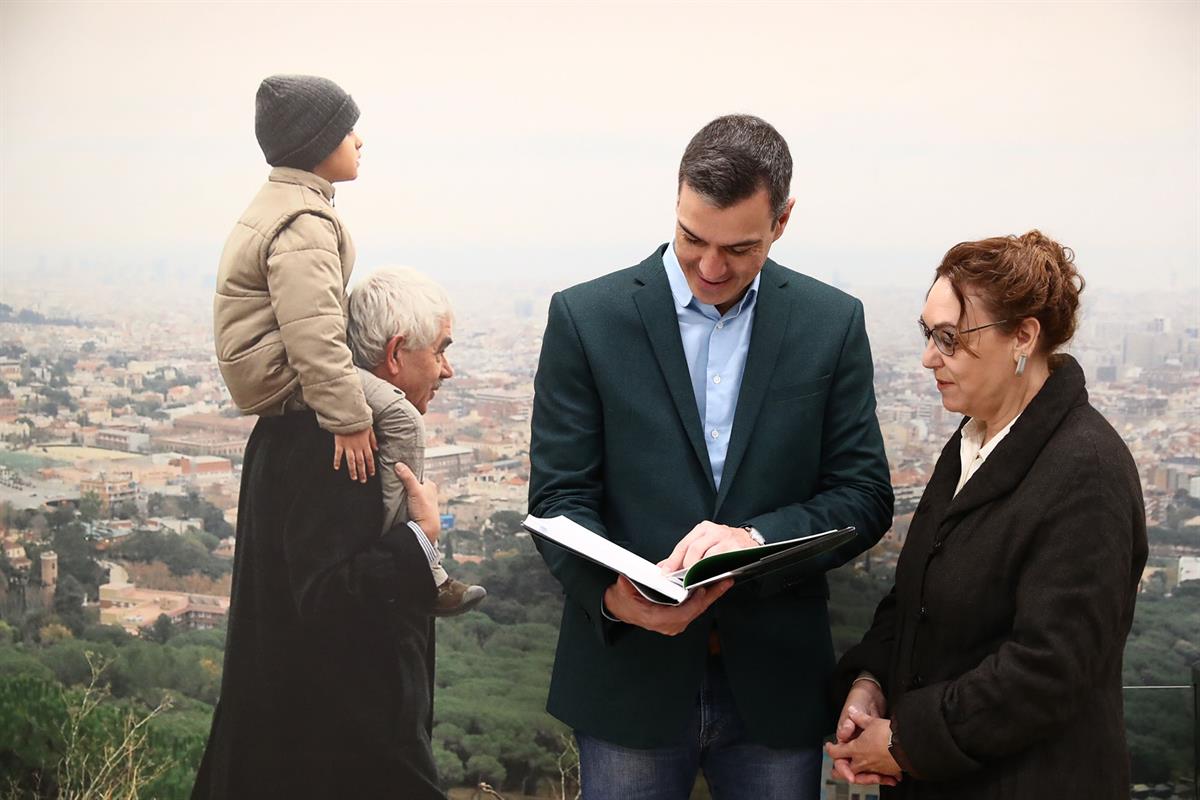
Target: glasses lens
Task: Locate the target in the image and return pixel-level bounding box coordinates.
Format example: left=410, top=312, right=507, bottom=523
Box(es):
left=919, top=321, right=956, bottom=356
left=935, top=330, right=956, bottom=356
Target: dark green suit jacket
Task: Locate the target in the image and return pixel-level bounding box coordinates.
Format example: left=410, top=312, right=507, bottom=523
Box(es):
left=529, top=246, right=893, bottom=748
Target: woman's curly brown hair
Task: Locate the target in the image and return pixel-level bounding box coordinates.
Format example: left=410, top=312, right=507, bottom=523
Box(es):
left=934, top=229, right=1084, bottom=356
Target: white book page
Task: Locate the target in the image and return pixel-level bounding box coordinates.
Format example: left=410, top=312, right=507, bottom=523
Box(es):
left=523, top=515, right=688, bottom=603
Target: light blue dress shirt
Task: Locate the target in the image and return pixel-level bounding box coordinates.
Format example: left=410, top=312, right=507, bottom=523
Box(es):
left=663, top=242, right=760, bottom=490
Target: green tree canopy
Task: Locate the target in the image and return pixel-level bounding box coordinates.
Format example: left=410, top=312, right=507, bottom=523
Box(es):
left=78, top=491, right=102, bottom=523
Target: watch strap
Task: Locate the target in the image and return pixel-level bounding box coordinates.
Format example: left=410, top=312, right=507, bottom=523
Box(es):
left=740, top=525, right=765, bottom=545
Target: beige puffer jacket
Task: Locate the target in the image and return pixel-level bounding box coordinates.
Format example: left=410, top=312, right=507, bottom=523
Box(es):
left=213, top=168, right=371, bottom=435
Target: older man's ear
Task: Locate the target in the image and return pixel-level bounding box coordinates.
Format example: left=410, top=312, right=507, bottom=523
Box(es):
left=382, top=334, right=407, bottom=376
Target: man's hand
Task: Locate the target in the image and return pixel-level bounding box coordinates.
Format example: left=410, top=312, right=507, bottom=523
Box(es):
left=395, top=463, right=440, bottom=541
left=333, top=427, right=378, bottom=482
left=660, top=521, right=760, bottom=572
left=602, top=575, right=732, bottom=636
left=830, top=679, right=897, bottom=786
left=825, top=707, right=902, bottom=785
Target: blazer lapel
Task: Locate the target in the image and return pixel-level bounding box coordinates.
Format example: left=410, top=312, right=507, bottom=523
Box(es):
left=714, top=261, right=792, bottom=515
left=632, top=249, right=716, bottom=492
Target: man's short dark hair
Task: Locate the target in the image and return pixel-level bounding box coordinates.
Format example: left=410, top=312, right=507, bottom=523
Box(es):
left=678, top=114, right=793, bottom=222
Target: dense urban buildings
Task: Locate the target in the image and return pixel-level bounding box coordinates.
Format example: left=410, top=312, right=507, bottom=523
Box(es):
left=1, top=280, right=1197, bottom=593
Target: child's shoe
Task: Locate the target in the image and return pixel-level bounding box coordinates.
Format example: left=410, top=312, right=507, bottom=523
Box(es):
left=433, top=579, right=487, bottom=617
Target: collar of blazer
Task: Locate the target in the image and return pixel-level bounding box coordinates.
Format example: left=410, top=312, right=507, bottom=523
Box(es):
left=629, top=244, right=794, bottom=511
left=928, top=354, right=1089, bottom=529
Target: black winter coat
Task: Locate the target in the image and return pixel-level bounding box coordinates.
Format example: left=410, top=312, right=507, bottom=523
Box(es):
left=836, top=356, right=1147, bottom=799
left=192, top=412, right=443, bottom=799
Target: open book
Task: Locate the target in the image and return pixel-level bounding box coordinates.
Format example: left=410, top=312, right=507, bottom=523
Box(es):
left=523, top=514, right=856, bottom=606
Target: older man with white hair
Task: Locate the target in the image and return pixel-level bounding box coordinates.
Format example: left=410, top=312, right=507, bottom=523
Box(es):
left=194, top=268, right=458, bottom=799
left=347, top=266, right=486, bottom=616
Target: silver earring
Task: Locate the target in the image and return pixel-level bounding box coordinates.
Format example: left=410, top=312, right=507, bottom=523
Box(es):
left=1015, top=353, right=1027, bottom=377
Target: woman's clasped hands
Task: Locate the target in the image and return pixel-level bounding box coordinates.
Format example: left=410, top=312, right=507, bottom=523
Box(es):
left=825, top=678, right=903, bottom=787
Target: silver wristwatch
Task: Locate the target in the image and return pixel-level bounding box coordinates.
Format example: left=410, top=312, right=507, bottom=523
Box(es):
left=741, top=525, right=765, bottom=545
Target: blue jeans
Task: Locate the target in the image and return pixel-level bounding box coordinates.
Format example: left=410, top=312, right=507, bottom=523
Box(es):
left=576, top=656, right=822, bottom=800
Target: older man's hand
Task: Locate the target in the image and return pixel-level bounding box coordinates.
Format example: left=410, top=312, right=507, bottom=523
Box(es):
left=395, top=463, right=440, bottom=542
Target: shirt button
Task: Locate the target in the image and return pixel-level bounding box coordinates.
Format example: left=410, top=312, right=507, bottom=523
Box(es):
left=713, top=375, right=722, bottom=384
left=716, top=321, right=725, bottom=330
left=710, top=429, right=720, bottom=439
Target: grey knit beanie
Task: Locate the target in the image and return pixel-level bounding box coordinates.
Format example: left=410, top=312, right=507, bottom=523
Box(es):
left=255, top=74, right=360, bottom=171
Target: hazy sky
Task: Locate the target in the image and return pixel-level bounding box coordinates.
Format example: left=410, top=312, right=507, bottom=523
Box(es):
left=2, top=1, right=1197, bottom=295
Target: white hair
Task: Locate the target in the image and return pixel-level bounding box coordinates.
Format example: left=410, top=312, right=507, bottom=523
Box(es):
left=346, top=267, right=453, bottom=369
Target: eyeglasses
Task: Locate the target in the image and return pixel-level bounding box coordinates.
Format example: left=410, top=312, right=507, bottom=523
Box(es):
left=918, top=318, right=1009, bottom=357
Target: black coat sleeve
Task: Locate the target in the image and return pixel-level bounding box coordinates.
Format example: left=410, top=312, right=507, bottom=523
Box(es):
left=833, top=584, right=900, bottom=700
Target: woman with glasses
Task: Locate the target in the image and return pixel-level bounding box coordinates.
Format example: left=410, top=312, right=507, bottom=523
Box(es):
left=825, top=230, right=1147, bottom=799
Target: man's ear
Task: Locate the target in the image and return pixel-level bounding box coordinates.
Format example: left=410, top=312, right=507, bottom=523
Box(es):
left=384, top=334, right=407, bottom=375
left=772, top=196, right=796, bottom=241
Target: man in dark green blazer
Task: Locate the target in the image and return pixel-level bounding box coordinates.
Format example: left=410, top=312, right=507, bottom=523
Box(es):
left=529, top=115, right=893, bottom=800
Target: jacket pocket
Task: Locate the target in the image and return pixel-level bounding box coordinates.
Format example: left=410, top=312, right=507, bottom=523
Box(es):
left=218, top=330, right=297, bottom=412
left=769, top=374, right=832, bottom=402
left=755, top=569, right=829, bottom=599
